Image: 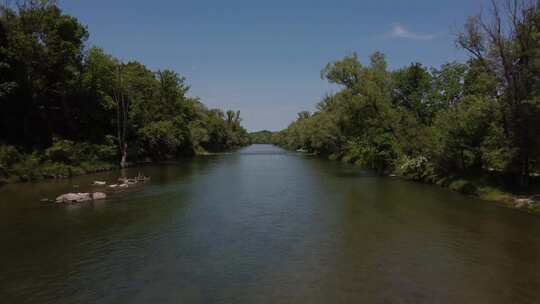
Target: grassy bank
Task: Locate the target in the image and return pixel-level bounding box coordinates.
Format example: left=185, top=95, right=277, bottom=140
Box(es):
left=448, top=177, right=540, bottom=214
left=401, top=171, right=540, bottom=214
left=0, top=141, right=118, bottom=185
left=296, top=148, right=540, bottom=214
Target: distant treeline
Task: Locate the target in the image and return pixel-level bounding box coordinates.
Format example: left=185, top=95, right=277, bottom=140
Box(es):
left=249, top=130, right=274, bottom=144
left=0, top=1, right=249, bottom=183
left=273, top=0, right=540, bottom=191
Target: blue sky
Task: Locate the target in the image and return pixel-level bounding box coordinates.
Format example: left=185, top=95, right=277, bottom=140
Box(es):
left=62, top=0, right=486, bottom=132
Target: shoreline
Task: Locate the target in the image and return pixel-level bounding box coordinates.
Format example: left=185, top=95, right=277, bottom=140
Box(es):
left=0, top=148, right=245, bottom=188
left=3, top=145, right=539, bottom=215
left=293, top=148, right=540, bottom=215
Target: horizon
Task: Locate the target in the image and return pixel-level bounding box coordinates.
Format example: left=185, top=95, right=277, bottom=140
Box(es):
left=62, top=0, right=486, bottom=132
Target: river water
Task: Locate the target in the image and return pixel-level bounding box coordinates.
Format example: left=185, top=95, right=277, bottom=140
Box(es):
left=1, top=144, right=540, bottom=303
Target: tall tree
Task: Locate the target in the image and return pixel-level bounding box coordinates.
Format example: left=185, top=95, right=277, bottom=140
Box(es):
left=457, top=0, right=540, bottom=186
left=112, top=65, right=129, bottom=168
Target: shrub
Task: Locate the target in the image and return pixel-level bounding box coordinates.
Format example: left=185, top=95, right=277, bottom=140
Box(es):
left=45, top=138, right=78, bottom=164
left=449, top=179, right=478, bottom=195
left=10, top=152, right=42, bottom=181
left=0, top=145, right=23, bottom=168
left=397, top=155, right=438, bottom=183
left=138, top=120, right=185, bottom=159
left=94, top=135, right=118, bottom=161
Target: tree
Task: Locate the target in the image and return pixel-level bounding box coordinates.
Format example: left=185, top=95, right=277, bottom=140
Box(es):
left=112, top=64, right=129, bottom=168
left=0, top=0, right=88, bottom=147
left=457, top=0, right=540, bottom=186
left=391, top=63, right=433, bottom=125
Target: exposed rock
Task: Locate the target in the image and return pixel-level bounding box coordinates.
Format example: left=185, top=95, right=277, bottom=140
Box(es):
left=530, top=195, right=540, bottom=203
left=55, top=192, right=107, bottom=204
left=515, top=201, right=529, bottom=208
left=93, top=181, right=106, bottom=186
left=514, top=198, right=538, bottom=208
left=56, top=193, right=92, bottom=204
left=115, top=174, right=150, bottom=189
left=92, top=192, right=107, bottom=200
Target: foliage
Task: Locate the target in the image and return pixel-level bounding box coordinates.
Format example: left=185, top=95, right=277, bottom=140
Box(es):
left=0, top=0, right=249, bottom=183
left=448, top=179, right=478, bottom=195
left=249, top=130, right=274, bottom=144
left=396, top=155, right=437, bottom=183
left=275, top=0, right=540, bottom=193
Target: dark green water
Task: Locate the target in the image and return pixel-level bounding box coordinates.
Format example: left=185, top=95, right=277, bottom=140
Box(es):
left=1, top=144, right=540, bottom=303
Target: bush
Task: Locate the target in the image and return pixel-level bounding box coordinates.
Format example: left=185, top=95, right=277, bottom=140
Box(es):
left=0, top=138, right=118, bottom=184
left=10, top=152, right=42, bottom=182
left=449, top=179, right=478, bottom=195
left=45, top=138, right=79, bottom=164
left=138, top=120, right=185, bottom=159
left=397, top=155, right=438, bottom=183
left=0, top=145, right=23, bottom=168
left=94, top=135, right=118, bottom=161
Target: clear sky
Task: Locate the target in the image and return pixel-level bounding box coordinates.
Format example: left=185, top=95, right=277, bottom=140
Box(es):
left=62, top=0, right=486, bottom=132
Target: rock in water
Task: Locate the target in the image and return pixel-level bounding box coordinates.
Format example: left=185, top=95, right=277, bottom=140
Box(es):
left=55, top=193, right=92, bottom=204
left=93, top=181, right=106, bottom=186
left=92, top=192, right=107, bottom=200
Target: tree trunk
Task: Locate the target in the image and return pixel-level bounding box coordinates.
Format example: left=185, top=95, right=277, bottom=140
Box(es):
left=120, top=142, right=128, bottom=169
left=520, top=153, right=529, bottom=188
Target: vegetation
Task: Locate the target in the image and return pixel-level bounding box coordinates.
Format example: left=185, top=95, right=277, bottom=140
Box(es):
left=273, top=0, right=540, bottom=199
left=0, top=1, right=249, bottom=183
left=249, top=130, right=274, bottom=144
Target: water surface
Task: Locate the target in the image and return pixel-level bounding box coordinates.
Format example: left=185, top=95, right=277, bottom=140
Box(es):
left=1, top=145, right=540, bottom=303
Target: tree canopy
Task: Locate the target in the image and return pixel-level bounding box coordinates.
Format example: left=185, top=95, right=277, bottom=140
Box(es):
left=273, top=0, right=540, bottom=189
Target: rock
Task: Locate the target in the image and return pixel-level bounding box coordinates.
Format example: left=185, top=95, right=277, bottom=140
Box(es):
left=92, top=192, right=107, bottom=200
left=108, top=184, right=119, bottom=188
left=515, top=202, right=528, bottom=208
left=515, top=198, right=534, bottom=208
left=93, top=181, right=106, bottom=186
left=55, top=193, right=92, bottom=204
left=529, top=195, right=540, bottom=203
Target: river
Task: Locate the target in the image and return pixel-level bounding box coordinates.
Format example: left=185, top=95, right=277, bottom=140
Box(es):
left=1, top=144, right=540, bottom=303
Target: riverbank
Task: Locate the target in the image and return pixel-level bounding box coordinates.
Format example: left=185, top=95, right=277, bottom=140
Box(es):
left=0, top=144, right=244, bottom=187
left=412, top=175, right=540, bottom=214
left=294, top=149, right=540, bottom=214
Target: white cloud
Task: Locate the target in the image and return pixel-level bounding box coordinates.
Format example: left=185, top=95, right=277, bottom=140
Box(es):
left=388, top=24, right=436, bottom=40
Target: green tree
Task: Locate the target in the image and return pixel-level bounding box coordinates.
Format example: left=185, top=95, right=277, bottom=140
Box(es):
left=457, top=0, right=540, bottom=186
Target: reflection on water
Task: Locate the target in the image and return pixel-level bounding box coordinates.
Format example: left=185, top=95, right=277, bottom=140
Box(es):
left=1, top=145, right=540, bottom=303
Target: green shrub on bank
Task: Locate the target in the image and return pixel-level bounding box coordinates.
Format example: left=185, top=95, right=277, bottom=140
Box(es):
left=0, top=145, right=23, bottom=166
left=45, top=137, right=117, bottom=164
left=396, top=155, right=438, bottom=183
left=0, top=140, right=117, bottom=183
left=449, top=179, right=478, bottom=195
